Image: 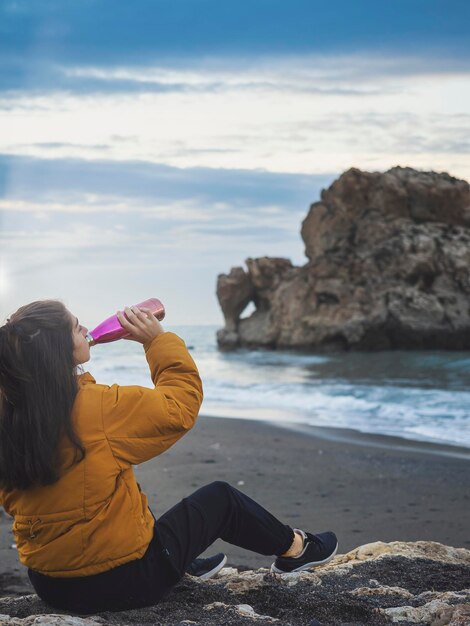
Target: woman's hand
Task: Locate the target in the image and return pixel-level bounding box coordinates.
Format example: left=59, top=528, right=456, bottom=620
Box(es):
left=116, top=306, right=165, bottom=345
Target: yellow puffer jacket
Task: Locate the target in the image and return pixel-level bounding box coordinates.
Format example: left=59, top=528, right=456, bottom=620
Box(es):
left=0, top=332, right=203, bottom=577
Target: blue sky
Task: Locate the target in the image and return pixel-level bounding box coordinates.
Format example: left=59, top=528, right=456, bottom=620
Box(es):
left=2, top=1, right=469, bottom=62
left=1, top=1, right=469, bottom=325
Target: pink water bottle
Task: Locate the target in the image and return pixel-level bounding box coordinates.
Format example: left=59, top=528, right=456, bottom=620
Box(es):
left=86, top=298, right=165, bottom=346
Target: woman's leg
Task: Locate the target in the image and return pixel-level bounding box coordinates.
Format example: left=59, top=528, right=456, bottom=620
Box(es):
left=154, top=481, right=295, bottom=579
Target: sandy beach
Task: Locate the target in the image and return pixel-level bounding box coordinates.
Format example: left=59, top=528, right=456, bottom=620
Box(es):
left=1, top=414, right=469, bottom=597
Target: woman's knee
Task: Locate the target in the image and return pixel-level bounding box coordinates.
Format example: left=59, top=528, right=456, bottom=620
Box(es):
left=192, top=481, right=235, bottom=503
left=204, top=480, right=232, bottom=495
left=183, top=481, right=235, bottom=520
left=210, top=480, right=230, bottom=489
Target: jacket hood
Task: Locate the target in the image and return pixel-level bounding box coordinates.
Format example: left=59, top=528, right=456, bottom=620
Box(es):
left=77, top=372, right=96, bottom=385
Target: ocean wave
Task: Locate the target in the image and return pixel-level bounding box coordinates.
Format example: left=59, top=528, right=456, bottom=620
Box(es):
left=85, top=328, right=470, bottom=448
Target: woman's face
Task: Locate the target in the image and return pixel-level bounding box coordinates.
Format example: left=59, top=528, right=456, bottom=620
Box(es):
left=70, top=312, right=90, bottom=365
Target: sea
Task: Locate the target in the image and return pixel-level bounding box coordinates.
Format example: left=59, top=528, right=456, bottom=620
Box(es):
left=85, top=325, right=470, bottom=449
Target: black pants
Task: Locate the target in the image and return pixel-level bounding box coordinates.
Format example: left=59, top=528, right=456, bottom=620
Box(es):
left=28, top=481, right=295, bottom=614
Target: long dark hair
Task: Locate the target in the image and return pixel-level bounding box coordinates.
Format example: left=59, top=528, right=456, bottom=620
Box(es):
left=0, top=300, right=85, bottom=492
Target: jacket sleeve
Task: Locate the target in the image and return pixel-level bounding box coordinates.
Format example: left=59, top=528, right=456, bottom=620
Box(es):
left=101, top=332, right=203, bottom=467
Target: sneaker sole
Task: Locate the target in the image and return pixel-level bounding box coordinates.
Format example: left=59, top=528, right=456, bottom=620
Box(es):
left=198, top=554, right=228, bottom=579
left=270, top=542, right=338, bottom=574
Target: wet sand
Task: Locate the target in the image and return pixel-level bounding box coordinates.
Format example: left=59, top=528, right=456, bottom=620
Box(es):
left=0, top=414, right=468, bottom=596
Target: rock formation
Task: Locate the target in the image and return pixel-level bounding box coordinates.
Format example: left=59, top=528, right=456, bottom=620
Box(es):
left=216, top=167, right=470, bottom=351
left=0, top=541, right=469, bottom=625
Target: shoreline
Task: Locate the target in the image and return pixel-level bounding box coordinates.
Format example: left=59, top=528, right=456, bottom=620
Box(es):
left=200, top=409, right=470, bottom=458
left=266, top=419, right=470, bottom=461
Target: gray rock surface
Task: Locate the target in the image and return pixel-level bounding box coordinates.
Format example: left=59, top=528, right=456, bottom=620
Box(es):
left=1, top=541, right=469, bottom=625
left=216, top=167, right=470, bottom=351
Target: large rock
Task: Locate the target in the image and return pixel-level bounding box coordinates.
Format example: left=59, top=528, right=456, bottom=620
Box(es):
left=216, top=167, right=470, bottom=350
left=0, top=541, right=469, bottom=625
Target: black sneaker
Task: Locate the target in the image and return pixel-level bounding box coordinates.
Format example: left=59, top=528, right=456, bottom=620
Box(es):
left=186, top=553, right=227, bottom=579
left=271, top=529, right=338, bottom=574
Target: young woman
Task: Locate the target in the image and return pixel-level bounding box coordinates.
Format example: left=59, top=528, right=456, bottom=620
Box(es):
left=0, top=300, right=338, bottom=615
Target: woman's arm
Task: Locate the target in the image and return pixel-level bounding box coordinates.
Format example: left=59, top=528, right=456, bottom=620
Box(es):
left=99, top=308, right=203, bottom=467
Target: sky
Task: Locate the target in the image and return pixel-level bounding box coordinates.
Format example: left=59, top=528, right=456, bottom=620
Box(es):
left=0, top=0, right=469, bottom=327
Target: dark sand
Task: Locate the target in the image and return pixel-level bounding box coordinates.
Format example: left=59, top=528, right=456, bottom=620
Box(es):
left=0, top=415, right=469, bottom=596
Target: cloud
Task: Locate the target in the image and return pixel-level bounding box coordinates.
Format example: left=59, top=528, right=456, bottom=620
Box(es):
left=0, top=155, right=325, bottom=296
left=280, top=112, right=470, bottom=155
left=2, top=65, right=469, bottom=180
left=1, top=0, right=469, bottom=68
left=0, top=154, right=331, bottom=211
left=1, top=1, right=469, bottom=102
left=1, top=53, right=470, bottom=99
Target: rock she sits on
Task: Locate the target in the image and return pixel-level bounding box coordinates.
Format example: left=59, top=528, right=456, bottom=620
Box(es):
left=0, top=541, right=469, bottom=625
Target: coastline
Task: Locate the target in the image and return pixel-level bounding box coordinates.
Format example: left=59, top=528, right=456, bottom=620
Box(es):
left=1, top=412, right=468, bottom=597
left=269, top=420, right=470, bottom=461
